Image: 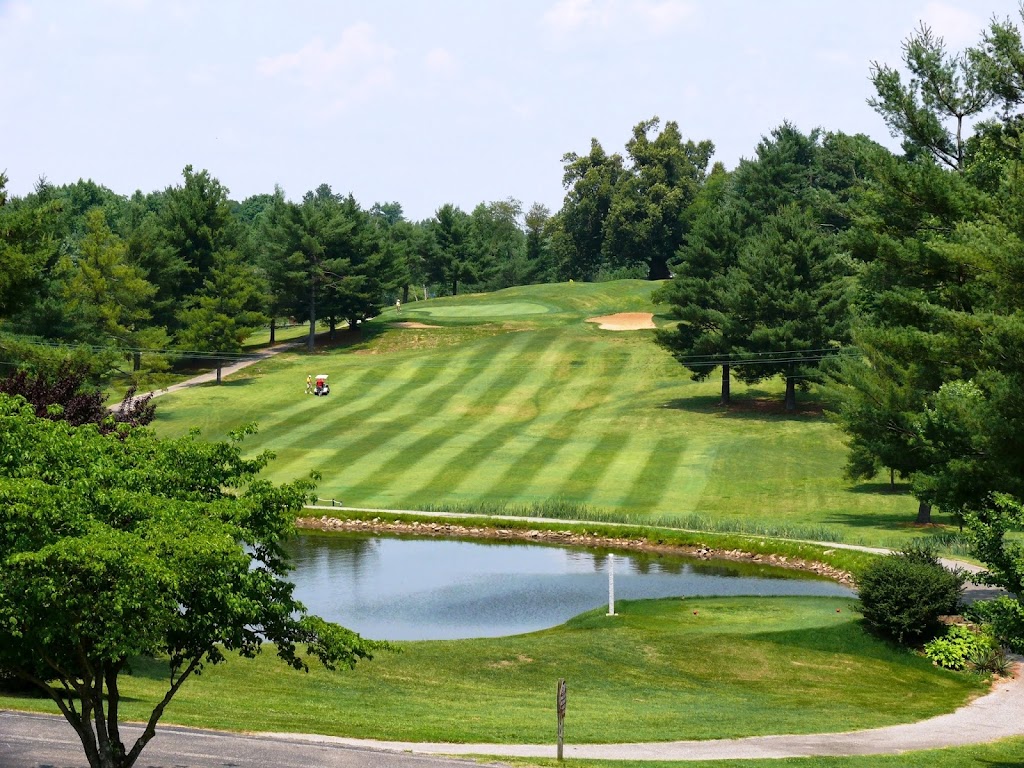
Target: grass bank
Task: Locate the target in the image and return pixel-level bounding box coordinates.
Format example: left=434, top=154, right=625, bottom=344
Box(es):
left=0, top=597, right=984, bottom=743
left=301, top=509, right=877, bottom=578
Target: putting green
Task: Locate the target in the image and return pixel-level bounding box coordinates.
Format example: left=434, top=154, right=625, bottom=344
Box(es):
left=407, top=300, right=552, bottom=319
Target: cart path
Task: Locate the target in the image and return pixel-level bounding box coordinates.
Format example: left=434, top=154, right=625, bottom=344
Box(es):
left=4, top=668, right=1022, bottom=764
left=254, top=662, right=1023, bottom=760
left=137, top=339, right=305, bottom=401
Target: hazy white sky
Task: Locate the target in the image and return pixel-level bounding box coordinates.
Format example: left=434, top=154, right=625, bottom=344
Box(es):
left=2, top=0, right=1021, bottom=220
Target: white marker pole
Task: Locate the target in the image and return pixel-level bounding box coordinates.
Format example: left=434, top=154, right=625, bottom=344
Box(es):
left=607, top=553, right=616, bottom=616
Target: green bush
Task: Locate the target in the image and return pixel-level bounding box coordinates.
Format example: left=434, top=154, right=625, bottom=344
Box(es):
left=924, top=625, right=989, bottom=670
left=924, top=623, right=1013, bottom=675
left=857, top=545, right=965, bottom=644
left=965, top=597, right=1024, bottom=654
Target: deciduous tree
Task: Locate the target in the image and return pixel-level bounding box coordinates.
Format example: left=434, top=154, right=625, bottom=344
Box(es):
left=0, top=396, right=380, bottom=768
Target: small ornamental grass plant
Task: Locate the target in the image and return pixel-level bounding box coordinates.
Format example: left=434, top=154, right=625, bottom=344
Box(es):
left=857, top=544, right=965, bottom=645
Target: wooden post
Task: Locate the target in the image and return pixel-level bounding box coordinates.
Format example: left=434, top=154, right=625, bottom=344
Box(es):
left=557, top=678, right=567, bottom=760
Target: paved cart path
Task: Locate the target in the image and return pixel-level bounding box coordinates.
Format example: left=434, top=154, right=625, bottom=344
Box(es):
left=136, top=339, right=305, bottom=401
left=4, top=668, right=1022, bottom=766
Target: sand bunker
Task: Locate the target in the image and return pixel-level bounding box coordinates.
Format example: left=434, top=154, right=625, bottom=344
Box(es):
left=390, top=321, right=441, bottom=329
left=586, top=312, right=656, bottom=331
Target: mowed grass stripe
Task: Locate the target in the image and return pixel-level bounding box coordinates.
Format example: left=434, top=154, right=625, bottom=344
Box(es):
left=149, top=354, right=382, bottom=440
left=470, top=344, right=623, bottom=503
left=623, top=435, right=686, bottom=513
left=438, top=335, right=596, bottom=503
left=252, top=353, right=445, bottom=454
left=483, top=346, right=632, bottom=503
left=661, top=433, right=719, bottom=514
left=234, top=360, right=385, bottom=443
left=264, top=336, right=514, bottom=482
left=334, top=330, right=557, bottom=502
left=546, top=337, right=670, bottom=507
left=394, top=334, right=591, bottom=507
left=556, top=430, right=653, bottom=508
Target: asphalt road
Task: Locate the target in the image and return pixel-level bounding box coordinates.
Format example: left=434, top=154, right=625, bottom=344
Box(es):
left=0, top=712, right=505, bottom=768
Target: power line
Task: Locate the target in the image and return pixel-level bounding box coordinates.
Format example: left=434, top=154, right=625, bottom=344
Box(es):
left=0, top=337, right=266, bottom=362
left=670, top=349, right=862, bottom=368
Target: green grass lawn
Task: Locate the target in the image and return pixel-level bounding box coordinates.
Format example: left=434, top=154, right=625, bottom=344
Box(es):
left=150, top=280, right=945, bottom=547
left=0, top=597, right=985, bottom=743
left=505, top=737, right=1024, bottom=768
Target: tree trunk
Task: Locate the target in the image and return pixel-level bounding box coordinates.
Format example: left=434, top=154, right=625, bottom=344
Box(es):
left=720, top=364, right=731, bottom=405
left=215, top=363, right=222, bottom=385
left=402, top=284, right=410, bottom=303
left=452, top=279, right=458, bottom=296
left=890, top=468, right=896, bottom=488
left=784, top=367, right=796, bottom=411
left=269, top=317, right=276, bottom=345
left=132, top=352, right=141, bottom=372
left=648, top=257, right=670, bottom=281
left=916, top=500, right=932, bottom=525
left=328, top=317, right=336, bottom=341
left=307, top=283, right=316, bottom=353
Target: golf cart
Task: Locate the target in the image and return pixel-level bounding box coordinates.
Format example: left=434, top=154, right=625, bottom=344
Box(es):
left=313, top=374, right=330, bottom=396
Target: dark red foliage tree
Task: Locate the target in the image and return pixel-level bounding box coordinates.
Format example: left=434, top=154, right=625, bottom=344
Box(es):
left=0, top=367, right=155, bottom=433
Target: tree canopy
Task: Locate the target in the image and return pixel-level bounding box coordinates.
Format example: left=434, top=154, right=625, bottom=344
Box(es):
left=0, top=396, right=381, bottom=768
left=657, top=124, right=856, bottom=410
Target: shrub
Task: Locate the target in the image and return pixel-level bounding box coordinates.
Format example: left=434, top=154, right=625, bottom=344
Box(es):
left=857, top=545, right=965, bottom=644
left=924, top=625, right=989, bottom=670
left=965, top=597, right=1024, bottom=654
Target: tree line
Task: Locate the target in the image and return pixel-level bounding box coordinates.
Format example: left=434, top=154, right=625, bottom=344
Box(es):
left=656, top=12, right=1024, bottom=646
left=0, top=170, right=566, bottom=381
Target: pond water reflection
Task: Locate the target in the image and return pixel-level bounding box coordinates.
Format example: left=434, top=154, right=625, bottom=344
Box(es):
left=285, top=532, right=853, bottom=640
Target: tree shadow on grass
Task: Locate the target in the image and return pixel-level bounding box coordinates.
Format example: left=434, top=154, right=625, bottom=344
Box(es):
left=661, top=391, right=827, bottom=421
left=848, top=481, right=914, bottom=496
left=749, top=620, right=923, bottom=666
left=124, top=655, right=176, bottom=682
left=651, top=309, right=676, bottom=324
left=0, top=679, right=145, bottom=704
left=822, top=509, right=959, bottom=534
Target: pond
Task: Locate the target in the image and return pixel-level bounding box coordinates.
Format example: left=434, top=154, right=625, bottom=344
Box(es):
left=285, top=532, right=853, bottom=641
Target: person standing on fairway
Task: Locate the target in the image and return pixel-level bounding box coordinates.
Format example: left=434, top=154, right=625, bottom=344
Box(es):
left=305, top=374, right=313, bottom=394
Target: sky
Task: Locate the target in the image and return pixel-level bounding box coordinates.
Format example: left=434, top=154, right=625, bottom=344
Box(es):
left=2, top=0, right=1022, bottom=221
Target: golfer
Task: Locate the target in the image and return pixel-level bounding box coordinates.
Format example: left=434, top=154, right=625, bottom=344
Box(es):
left=305, top=374, right=313, bottom=394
